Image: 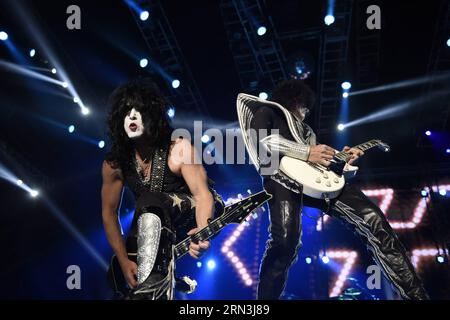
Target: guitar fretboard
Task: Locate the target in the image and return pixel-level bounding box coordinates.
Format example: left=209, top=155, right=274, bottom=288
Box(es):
left=335, top=140, right=383, bottom=162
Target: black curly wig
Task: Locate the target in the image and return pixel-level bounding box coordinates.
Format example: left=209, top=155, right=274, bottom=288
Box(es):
left=271, top=79, right=316, bottom=112
left=104, top=78, right=173, bottom=170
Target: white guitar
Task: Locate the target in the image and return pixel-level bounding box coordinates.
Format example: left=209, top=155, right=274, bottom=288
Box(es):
left=279, top=139, right=390, bottom=199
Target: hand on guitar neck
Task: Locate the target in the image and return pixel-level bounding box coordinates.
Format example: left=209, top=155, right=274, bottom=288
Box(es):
left=307, top=144, right=364, bottom=167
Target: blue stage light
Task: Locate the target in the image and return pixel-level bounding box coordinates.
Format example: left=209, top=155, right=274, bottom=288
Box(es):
left=201, top=134, right=210, bottom=143
left=196, top=261, right=202, bottom=268
left=321, top=255, right=330, bottom=264
left=257, top=26, right=267, bottom=36
left=98, top=140, right=105, bottom=149
left=439, top=189, right=447, bottom=196
left=259, top=92, right=268, bottom=100
left=29, top=49, right=36, bottom=57
left=447, top=38, right=450, bottom=47
left=342, top=92, right=349, bottom=98
left=167, top=107, right=175, bottom=118
left=30, top=189, right=39, bottom=198
left=16, top=179, right=23, bottom=186
left=68, top=125, right=75, bottom=133
left=324, top=15, right=335, bottom=26
left=337, top=123, right=345, bottom=131
left=305, top=257, right=312, bottom=264
left=446, top=148, right=450, bottom=154
left=207, top=259, right=216, bottom=270
left=420, top=190, right=428, bottom=197
left=341, top=82, right=352, bottom=90
left=0, top=31, right=8, bottom=41
left=425, top=130, right=431, bottom=136
left=139, top=58, right=148, bottom=68
left=172, top=79, right=180, bottom=89
left=51, top=68, right=57, bottom=74
left=81, top=107, right=90, bottom=116
left=140, top=10, right=149, bottom=21
left=436, top=255, right=445, bottom=263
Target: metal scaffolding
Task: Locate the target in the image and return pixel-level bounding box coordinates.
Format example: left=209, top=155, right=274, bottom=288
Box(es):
left=130, top=0, right=208, bottom=115
left=220, top=0, right=287, bottom=94
left=315, top=0, right=353, bottom=141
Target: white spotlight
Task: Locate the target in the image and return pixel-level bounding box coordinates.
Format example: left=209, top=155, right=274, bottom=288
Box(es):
left=98, top=140, right=105, bottom=149
left=259, top=92, right=268, bottom=100
left=30, top=190, right=39, bottom=198
left=51, top=68, right=57, bottom=74
left=140, top=10, right=149, bottom=21
left=29, top=49, right=36, bottom=57
left=337, top=123, right=345, bottom=131
left=167, top=107, right=175, bottom=118
left=257, top=26, right=267, bottom=36
left=61, top=82, right=68, bottom=88
left=201, top=134, right=210, bottom=143
left=0, top=31, right=8, bottom=41
left=447, top=38, right=450, bottom=47
left=172, top=79, right=180, bottom=89
left=16, top=179, right=23, bottom=186
left=324, top=15, right=335, bottom=26
left=342, top=92, right=349, bottom=98
left=341, top=82, right=352, bottom=90
left=73, top=97, right=80, bottom=104
left=81, top=107, right=90, bottom=116
left=68, top=125, right=75, bottom=133
left=139, top=58, right=148, bottom=68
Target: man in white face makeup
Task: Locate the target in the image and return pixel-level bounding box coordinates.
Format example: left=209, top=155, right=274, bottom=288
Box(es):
left=101, top=79, right=221, bottom=300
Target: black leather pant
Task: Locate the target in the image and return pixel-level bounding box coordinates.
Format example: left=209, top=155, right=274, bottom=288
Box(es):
left=258, top=178, right=429, bottom=300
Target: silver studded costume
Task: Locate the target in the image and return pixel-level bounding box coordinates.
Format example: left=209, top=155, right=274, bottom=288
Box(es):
left=237, top=93, right=429, bottom=300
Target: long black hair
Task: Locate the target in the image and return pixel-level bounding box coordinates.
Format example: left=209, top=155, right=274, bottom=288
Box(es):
left=104, top=78, right=173, bottom=170
left=271, top=79, right=316, bottom=112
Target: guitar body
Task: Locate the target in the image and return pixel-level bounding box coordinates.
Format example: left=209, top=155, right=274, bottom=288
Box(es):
left=279, top=139, right=390, bottom=200
left=279, top=156, right=345, bottom=199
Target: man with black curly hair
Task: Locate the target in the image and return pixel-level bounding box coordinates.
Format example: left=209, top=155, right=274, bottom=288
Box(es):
left=101, top=79, right=219, bottom=300
left=237, top=79, right=429, bottom=300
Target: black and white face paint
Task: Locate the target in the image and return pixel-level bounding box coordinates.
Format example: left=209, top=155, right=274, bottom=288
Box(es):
left=124, top=108, right=145, bottom=139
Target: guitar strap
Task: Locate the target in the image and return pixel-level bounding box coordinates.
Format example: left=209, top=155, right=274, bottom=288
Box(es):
left=149, top=146, right=168, bottom=193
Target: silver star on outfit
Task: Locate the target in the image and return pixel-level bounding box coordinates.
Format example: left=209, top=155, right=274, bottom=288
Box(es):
left=169, top=193, right=184, bottom=211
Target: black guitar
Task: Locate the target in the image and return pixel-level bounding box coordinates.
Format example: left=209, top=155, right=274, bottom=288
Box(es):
left=107, top=190, right=272, bottom=297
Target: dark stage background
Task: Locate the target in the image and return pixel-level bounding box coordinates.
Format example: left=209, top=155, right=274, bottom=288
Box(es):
left=0, top=0, right=449, bottom=299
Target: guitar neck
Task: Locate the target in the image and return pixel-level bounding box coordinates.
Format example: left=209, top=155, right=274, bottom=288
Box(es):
left=335, top=140, right=382, bottom=162
left=174, top=214, right=226, bottom=259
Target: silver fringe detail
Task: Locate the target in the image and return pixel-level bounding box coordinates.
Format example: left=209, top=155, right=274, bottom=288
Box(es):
left=137, top=212, right=161, bottom=284
left=260, top=134, right=311, bottom=161
left=332, top=200, right=410, bottom=299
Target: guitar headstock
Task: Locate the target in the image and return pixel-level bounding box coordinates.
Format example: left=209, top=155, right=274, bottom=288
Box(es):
left=375, top=140, right=390, bottom=152
left=222, top=190, right=272, bottom=225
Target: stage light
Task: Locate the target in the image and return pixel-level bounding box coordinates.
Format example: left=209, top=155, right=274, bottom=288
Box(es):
left=73, top=97, right=80, bottom=104
left=172, top=79, right=180, bottom=89
left=439, top=189, right=447, bottom=196
left=324, top=15, right=335, bottom=26
left=257, top=26, right=267, bottom=36
left=81, top=107, right=90, bottom=115
left=16, top=179, right=23, bottom=186
left=305, top=257, right=312, bottom=264
left=201, top=134, right=210, bottom=143
left=51, top=68, right=57, bottom=74
left=61, top=82, right=68, bottom=88
left=68, top=125, right=75, bottom=133
left=420, top=189, right=428, bottom=197
left=337, top=123, right=345, bottom=131
left=259, top=92, right=268, bottom=100
left=167, top=107, right=175, bottom=118
left=98, top=140, right=105, bottom=149
left=447, top=38, right=450, bottom=47
left=29, top=49, right=36, bottom=57
left=446, top=148, right=450, bottom=154
left=321, top=255, right=330, bottom=264
left=196, top=261, right=202, bottom=268
left=341, top=82, right=352, bottom=90
left=0, top=31, right=8, bottom=41
left=140, top=10, right=149, bottom=21
left=425, top=130, right=431, bottom=136
left=139, top=58, right=148, bottom=68
left=342, top=92, right=349, bottom=98
left=30, top=189, right=39, bottom=198
left=436, top=255, right=447, bottom=264
left=207, top=259, right=216, bottom=270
